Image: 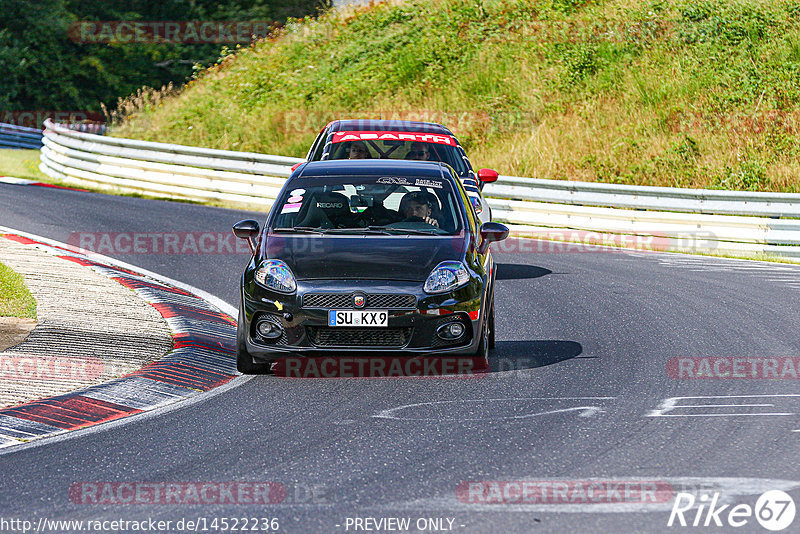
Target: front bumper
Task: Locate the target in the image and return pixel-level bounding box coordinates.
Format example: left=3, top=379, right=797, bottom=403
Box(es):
left=241, top=279, right=484, bottom=359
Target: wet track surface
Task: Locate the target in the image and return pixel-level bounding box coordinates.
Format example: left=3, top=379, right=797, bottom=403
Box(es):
left=2, top=183, right=800, bottom=533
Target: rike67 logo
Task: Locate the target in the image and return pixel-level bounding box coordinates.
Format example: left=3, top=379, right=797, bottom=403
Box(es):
left=668, top=490, right=796, bottom=531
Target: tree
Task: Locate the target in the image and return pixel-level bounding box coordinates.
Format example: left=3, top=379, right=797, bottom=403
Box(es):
left=0, top=0, right=329, bottom=124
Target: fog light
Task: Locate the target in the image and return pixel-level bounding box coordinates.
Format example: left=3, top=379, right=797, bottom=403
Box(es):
left=437, top=321, right=466, bottom=340
left=448, top=322, right=465, bottom=338
left=256, top=318, right=283, bottom=340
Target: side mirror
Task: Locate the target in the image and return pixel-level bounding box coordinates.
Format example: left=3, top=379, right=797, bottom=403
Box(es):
left=290, top=162, right=305, bottom=173
left=477, top=168, right=499, bottom=183
left=478, top=222, right=509, bottom=254
left=233, top=219, right=260, bottom=254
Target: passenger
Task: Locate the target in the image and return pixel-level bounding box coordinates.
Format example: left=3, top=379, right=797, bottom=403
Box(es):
left=405, top=142, right=430, bottom=161
left=400, top=191, right=439, bottom=227
left=348, top=141, right=370, bottom=159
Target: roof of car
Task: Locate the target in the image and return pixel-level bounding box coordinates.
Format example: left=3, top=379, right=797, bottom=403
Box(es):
left=327, top=119, right=454, bottom=136
left=294, top=159, right=455, bottom=180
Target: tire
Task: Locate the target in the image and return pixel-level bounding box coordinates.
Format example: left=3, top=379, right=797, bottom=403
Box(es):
left=473, top=315, right=489, bottom=361
left=470, top=295, right=493, bottom=366
left=488, top=298, right=496, bottom=350
left=236, top=305, right=274, bottom=374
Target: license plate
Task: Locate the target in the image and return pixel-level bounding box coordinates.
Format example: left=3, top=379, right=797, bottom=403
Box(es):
left=328, top=310, right=388, bottom=327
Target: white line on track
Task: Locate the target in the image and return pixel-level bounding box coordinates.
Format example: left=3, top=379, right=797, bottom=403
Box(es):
left=373, top=397, right=616, bottom=421
left=673, top=403, right=775, bottom=408
left=627, top=251, right=800, bottom=269
left=646, top=394, right=800, bottom=418
left=648, top=413, right=796, bottom=417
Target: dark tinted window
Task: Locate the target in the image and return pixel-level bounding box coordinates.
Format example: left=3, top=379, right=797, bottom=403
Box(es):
left=271, top=175, right=464, bottom=236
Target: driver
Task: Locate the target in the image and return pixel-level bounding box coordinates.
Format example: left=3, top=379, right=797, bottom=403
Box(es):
left=405, top=142, right=430, bottom=161
left=400, top=191, right=439, bottom=227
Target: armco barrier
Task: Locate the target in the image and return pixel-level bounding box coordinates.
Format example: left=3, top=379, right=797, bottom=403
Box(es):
left=38, top=120, right=800, bottom=260
left=40, top=119, right=298, bottom=206
left=483, top=175, right=800, bottom=218
left=0, top=122, right=43, bottom=149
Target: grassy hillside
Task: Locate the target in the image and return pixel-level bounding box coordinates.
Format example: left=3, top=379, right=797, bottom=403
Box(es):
left=114, top=0, right=800, bottom=192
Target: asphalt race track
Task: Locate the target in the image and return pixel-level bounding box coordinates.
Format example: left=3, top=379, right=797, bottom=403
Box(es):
left=2, top=182, right=800, bottom=533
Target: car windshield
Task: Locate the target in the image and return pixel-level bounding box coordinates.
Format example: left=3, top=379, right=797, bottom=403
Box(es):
left=322, top=132, right=472, bottom=176
left=271, top=175, right=464, bottom=235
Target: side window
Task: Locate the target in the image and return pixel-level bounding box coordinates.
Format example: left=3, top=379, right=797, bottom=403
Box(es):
left=308, top=130, right=328, bottom=161
left=456, top=175, right=478, bottom=232
left=465, top=195, right=479, bottom=231
left=306, top=132, right=321, bottom=160
left=317, top=136, right=333, bottom=161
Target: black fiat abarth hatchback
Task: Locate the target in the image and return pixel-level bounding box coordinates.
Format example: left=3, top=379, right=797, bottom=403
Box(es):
left=232, top=159, right=509, bottom=374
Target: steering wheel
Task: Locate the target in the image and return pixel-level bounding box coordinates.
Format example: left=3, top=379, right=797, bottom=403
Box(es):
left=402, top=216, right=427, bottom=223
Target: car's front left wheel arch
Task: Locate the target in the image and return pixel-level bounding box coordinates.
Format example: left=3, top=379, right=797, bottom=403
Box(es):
left=236, top=304, right=275, bottom=375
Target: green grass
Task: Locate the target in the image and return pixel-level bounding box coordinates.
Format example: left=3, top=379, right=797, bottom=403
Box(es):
left=112, top=0, right=800, bottom=192
left=0, top=262, right=36, bottom=319
left=0, top=149, right=48, bottom=181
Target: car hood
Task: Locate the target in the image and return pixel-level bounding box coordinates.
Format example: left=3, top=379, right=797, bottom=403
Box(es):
left=264, top=234, right=466, bottom=281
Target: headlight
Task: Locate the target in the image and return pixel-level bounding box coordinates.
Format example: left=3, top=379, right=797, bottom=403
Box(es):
left=254, top=260, right=296, bottom=293
left=424, top=261, right=470, bottom=294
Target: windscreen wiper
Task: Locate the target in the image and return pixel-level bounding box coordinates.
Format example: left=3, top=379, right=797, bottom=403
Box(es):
left=271, top=227, right=328, bottom=234
left=323, top=227, right=395, bottom=235
left=364, top=226, right=442, bottom=235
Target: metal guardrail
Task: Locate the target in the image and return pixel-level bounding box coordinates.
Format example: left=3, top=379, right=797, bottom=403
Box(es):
left=483, top=175, right=800, bottom=218
left=38, top=120, right=800, bottom=260
left=40, top=119, right=298, bottom=205
left=0, top=123, right=43, bottom=149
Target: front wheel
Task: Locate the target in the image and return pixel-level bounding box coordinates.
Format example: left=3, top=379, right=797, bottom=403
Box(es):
left=473, top=315, right=489, bottom=361
left=471, top=295, right=494, bottom=363
left=488, top=299, right=496, bottom=350
left=236, top=305, right=274, bottom=374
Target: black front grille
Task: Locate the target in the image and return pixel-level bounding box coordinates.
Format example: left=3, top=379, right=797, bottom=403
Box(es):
left=303, top=293, right=351, bottom=308
left=302, top=293, right=416, bottom=309
left=307, top=327, right=412, bottom=347
left=367, top=294, right=416, bottom=309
